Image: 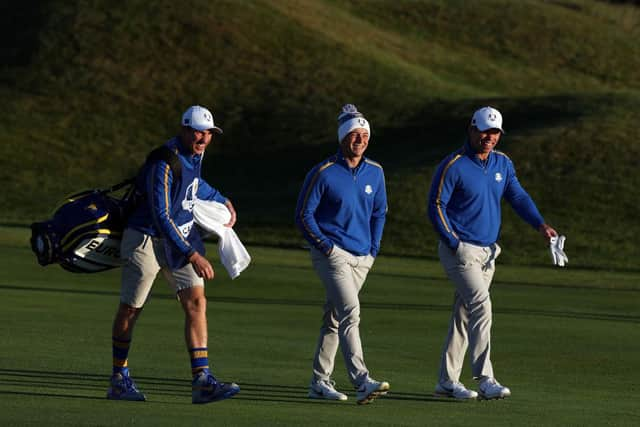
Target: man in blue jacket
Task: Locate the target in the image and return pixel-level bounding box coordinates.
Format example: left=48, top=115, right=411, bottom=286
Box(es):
left=295, top=104, right=390, bottom=405
left=427, top=106, right=560, bottom=400
left=107, top=105, right=240, bottom=404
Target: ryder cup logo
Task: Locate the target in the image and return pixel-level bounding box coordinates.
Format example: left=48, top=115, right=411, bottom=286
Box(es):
left=364, top=184, right=373, bottom=195
left=495, top=172, right=503, bottom=182
left=181, top=178, right=199, bottom=212
left=177, top=220, right=194, bottom=238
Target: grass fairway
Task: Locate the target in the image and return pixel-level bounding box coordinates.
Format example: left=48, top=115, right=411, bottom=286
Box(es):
left=0, top=227, right=638, bottom=426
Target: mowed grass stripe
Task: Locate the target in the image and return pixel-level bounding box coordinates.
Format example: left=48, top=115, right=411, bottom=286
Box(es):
left=2, top=281, right=638, bottom=325
left=1, top=242, right=639, bottom=425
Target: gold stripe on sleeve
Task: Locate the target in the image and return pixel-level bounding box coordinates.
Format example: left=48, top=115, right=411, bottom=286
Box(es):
left=299, top=161, right=335, bottom=245
left=161, top=163, right=191, bottom=247
left=364, top=159, right=383, bottom=169
left=436, top=154, right=462, bottom=235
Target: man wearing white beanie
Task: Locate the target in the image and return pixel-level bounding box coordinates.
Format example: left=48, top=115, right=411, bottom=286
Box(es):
left=295, top=104, right=390, bottom=405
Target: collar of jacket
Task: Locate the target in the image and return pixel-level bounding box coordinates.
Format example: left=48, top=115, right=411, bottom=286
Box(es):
left=463, top=140, right=492, bottom=167
left=335, top=149, right=366, bottom=172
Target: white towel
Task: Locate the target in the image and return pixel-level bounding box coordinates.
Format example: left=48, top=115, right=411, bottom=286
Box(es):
left=192, top=199, right=251, bottom=279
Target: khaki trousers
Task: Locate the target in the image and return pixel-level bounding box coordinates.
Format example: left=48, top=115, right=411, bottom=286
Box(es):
left=120, top=228, right=203, bottom=308
left=437, top=240, right=501, bottom=384
left=310, top=246, right=374, bottom=388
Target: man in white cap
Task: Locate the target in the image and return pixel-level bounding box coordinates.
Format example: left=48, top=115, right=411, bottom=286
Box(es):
left=427, top=106, right=562, bottom=400
left=106, top=105, right=240, bottom=404
left=295, top=104, right=390, bottom=405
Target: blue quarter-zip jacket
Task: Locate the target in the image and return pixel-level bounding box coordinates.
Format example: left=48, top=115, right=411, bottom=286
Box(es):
left=428, top=142, right=544, bottom=250
left=295, top=150, right=387, bottom=257
left=127, top=137, right=227, bottom=263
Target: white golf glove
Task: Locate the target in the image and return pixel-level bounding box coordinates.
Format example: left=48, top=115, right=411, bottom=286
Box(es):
left=549, top=235, right=568, bottom=267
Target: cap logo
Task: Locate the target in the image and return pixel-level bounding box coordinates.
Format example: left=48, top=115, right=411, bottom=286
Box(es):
left=488, top=113, right=497, bottom=122
left=358, top=118, right=366, bottom=126
left=203, top=112, right=212, bottom=122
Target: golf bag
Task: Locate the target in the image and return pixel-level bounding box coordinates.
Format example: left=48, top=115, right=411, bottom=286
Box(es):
left=30, top=146, right=181, bottom=273
left=30, top=180, right=135, bottom=273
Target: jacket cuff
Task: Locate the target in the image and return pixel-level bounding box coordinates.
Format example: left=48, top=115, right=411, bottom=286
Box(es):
left=318, top=240, right=333, bottom=256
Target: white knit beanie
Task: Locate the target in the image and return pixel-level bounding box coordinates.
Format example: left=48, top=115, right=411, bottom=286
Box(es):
left=337, top=104, right=370, bottom=143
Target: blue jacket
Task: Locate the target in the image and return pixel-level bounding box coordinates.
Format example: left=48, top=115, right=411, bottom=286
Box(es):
left=428, top=142, right=544, bottom=250
left=295, top=150, right=387, bottom=257
left=127, top=137, right=227, bottom=267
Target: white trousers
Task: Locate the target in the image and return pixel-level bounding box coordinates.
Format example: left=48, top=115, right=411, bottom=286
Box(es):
left=437, top=240, right=501, bottom=384
left=310, top=246, right=374, bottom=388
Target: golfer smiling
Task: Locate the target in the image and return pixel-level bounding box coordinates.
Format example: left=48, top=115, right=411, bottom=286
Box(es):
left=427, top=106, right=561, bottom=400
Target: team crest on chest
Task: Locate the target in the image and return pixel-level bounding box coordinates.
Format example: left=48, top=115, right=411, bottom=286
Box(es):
left=182, top=178, right=199, bottom=212
left=495, top=173, right=503, bottom=182
left=364, top=184, right=373, bottom=194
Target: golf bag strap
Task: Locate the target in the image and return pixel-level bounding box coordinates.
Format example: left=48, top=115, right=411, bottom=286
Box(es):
left=108, top=146, right=182, bottom=194
left=145, top=145, right=182, bottom=182
left=99, top=146, right=182, bottom=212
left=106, top=178, right=135, bottom=194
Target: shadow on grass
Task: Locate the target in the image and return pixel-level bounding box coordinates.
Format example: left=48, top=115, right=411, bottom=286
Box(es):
left=1, top=283, right=639, bottom=323
left=0, top=368, right=453, bottom=405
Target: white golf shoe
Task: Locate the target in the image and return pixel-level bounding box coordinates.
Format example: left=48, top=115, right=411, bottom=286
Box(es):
left=478, top=377, right=511, bottom=400
left=356, top=378, right=390, bottom=405
left=308, top=379, right=348, bottom=401
left=434, top=381, right=478, bottom=400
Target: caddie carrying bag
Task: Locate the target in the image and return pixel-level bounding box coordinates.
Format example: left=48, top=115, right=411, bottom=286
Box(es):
left=30, top=145, right=181, bottom=273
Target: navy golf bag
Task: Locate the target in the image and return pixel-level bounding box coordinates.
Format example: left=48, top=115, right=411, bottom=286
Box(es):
left=30, top=180, right=135, bottom=273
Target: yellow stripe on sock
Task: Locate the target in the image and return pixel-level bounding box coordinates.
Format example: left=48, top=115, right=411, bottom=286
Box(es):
left=191, top=350, right=208, bottom=359
left=113, top=358, right=128, bottom=368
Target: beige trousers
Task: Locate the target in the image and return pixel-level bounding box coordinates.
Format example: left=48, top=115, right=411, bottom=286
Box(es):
left=310, top=246, right=374, bottom=388
left=120, top=228, right=203, bottom=308
left=437, top=240, right=501, bottom=384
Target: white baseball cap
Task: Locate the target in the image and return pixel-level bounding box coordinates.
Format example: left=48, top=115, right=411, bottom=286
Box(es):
left=181, top=105, right=223, bottom=133
left=471, top=106, right=505, bottom=133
